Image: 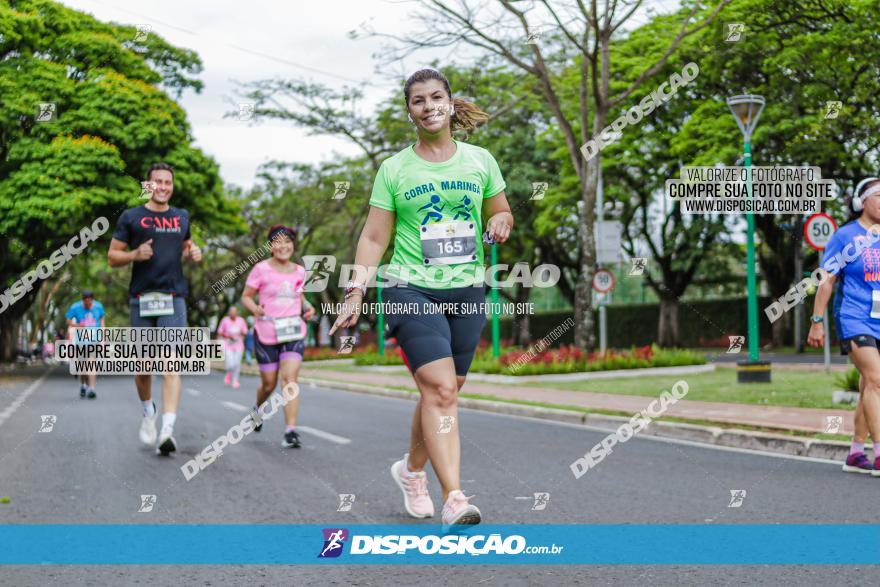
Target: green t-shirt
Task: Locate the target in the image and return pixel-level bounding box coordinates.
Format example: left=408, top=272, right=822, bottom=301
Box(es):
left=369, top=140, right=506, bottom=289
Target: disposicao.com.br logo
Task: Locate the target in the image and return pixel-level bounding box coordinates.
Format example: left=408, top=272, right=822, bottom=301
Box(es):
left=318, top=528, right=563, bottom=558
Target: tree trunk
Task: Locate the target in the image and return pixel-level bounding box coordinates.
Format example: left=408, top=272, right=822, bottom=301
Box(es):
left=0, top=288, right=41, bottom=362
left=658, top=295, right=680, bottom=348
left=0, top=314, right=21, bottom=362
left=771, top=310, right=788, bottom=348
left=574, top=121, right=602, bottom=351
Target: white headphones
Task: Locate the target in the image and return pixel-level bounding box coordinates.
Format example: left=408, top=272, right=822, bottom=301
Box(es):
left=853, top=177, right=880, bottom=212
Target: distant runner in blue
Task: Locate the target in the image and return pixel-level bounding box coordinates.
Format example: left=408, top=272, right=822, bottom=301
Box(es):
left=66, top=289, right=105, bottom=399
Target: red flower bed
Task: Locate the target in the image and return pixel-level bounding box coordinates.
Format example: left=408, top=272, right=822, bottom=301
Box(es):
left=499, top=344, right=654, bottom=367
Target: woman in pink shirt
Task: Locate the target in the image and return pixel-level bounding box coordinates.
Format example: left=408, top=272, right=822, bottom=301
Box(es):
left=241, top=225, right=315, bottom=448
left=217, top=306, right=248, bottom=388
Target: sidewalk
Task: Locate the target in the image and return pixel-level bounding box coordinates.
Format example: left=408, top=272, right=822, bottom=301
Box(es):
left=230, top=362, right=854, bottom=436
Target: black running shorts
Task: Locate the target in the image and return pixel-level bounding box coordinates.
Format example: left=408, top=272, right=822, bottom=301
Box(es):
left=382, top=282, right=487, bottom=376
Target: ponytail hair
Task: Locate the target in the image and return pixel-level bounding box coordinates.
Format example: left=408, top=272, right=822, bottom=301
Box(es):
left=451, top=96, right=489, bottom=133
left=404, top=68, right=490, bottom=133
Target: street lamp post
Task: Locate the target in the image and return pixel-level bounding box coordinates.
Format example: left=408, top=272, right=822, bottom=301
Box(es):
left=727, top=95, right=771, bottom=383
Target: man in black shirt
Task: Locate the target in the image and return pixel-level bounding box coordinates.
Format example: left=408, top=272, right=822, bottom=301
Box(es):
left=108, top=163, right=202, bottom=455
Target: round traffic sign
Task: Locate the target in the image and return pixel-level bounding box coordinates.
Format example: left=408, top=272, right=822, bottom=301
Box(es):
left=592, top=269, right=615, bottom=293
left=804, top=213, right=837, bottom=251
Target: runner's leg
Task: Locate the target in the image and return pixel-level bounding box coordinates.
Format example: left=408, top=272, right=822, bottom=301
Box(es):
left=155, top=297, right=187, bottom=453
left=848, top=345, right=880, bottom=447
left=408, top=374, right=466, bottom=472
left=279, top=357, right=302, bottom=428
left=412, top=357, right=461, bottom=502
left=231, top=348, right=243, bottom=384
left=161, top=373, right=181, bottom=416
left=135, top=374, right=152, bottom=402
left=257, top=370, right=278, bottom=406
left=855, top=375, right=867, bottom=444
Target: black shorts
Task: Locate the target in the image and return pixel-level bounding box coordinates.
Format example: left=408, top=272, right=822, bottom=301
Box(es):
left=254, top=333, right=305, bottom=372
left=840, top=334, right=880, bottom=356
left=383, top=282, right=487, bottom=376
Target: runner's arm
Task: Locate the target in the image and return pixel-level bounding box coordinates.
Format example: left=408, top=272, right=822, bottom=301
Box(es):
left=241, top=286, right=264, bottom=318
left=807, top=272, right=836, bottom=347
left=348, top=206, right=395, bottom=286
left=107, top=238, right=137, bottom=267
left=328, top=207, right=394, bottom=336
left=482, top=191, right=513, bottom=244
left=182, top=239, right=202, bottom=262
left=810, top=271, right=836, bottom=316
left=301, top=294, right=315, bottom=320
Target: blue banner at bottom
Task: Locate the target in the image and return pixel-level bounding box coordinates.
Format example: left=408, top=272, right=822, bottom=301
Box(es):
left=0, top=525, right=876, bottom=565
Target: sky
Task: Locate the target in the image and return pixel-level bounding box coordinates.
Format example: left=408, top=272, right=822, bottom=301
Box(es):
left=61, top=0, right=681, bottom=189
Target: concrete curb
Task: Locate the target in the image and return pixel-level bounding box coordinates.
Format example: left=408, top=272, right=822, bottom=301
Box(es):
left=463, top=363, right=716, bottom=383
left=354, top=363, right=716, bottom=382
left=301, top=376, right=850, bottom=462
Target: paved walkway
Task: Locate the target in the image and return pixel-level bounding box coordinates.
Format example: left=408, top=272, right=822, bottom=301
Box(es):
left=292, top=365, right=855, bottom=436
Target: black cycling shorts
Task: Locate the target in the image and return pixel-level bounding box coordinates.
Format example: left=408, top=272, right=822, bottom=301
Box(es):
left=382, top=282, right=487, bottom=376
left=254, top=332, right=305, bottom=372
left=840, top=334, right=880, bottom=356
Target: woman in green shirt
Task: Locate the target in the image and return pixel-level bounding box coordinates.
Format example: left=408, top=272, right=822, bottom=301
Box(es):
left=330, top=68, right=513, bottom=528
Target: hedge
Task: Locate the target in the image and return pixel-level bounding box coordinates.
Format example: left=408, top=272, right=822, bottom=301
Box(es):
left=486, top=295, right=834, bottom=348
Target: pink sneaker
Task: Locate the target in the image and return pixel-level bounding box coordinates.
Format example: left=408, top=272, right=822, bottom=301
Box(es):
left=441, top=490, right=481, bottom=529
left=224, top=373, right=232, bottom=385
left=232, top=380, right=241, bottom=389
left=390, top=455, right=434, bottom=518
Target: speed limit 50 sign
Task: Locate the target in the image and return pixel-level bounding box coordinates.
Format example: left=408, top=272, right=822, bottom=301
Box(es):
left=592, top=269, right=615, bottom=293
left=804, top=213, right=837, bottom=251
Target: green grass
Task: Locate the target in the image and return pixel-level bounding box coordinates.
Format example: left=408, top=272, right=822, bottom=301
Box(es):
left=526, top=368, right=850, bottom=410
left=305, top=362, right=850, bottom=410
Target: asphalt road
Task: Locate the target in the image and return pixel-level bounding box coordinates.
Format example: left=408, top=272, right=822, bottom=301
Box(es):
left=1, top=364, right=878, bottom=585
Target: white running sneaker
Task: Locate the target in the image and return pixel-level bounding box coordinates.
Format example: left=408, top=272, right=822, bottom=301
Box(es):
left=139, top=406, right=158, bottom=446
left=441, top=490, right=481, bottom=530
left=391, top=454, right=434, bottom=518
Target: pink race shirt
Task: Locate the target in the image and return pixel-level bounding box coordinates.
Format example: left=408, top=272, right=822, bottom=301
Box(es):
left=217, top=316, right=248, bottom=351
left=245, top=260, right=306, bottom=345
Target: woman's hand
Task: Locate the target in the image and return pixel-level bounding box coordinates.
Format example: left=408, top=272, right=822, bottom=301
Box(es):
left=253, top=305, right=266, bottom=318
left=486, top=212, right=512, bottom=244
left=303, top=303, right=316, bottom=321
left=329, top=293, right=362, bottom=335
left=807, top=322, right=825, bottom=348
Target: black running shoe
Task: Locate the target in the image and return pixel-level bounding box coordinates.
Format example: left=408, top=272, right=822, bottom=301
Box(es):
left=87, top=389, right=96, bottom=399
left=157, top=435, right=177, bottom=456
left=249, top=407, right=263, bottom=433
left=282, top=430, right=301, bottom=448
left=80, top=385, right=86, bottom=399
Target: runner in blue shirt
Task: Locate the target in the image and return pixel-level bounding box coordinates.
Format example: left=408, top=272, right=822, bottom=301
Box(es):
left=66, top=289, right=105, bottom=399
left=809, top=177, right=880, bottom=474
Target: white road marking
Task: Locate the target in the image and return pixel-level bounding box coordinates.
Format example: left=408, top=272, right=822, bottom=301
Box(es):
left=297, top=426, right=351, bottom=445
left=316, top=384, right=844, bottom=466
left=186, top=388, right=201, bottom=397
left=0, top=369, right=52, bottom=428
left=221, top=401, right=250, bottom=413
left=475, top=409, right=844, bottom=466
left=215, top=391, right=350, bottom=444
